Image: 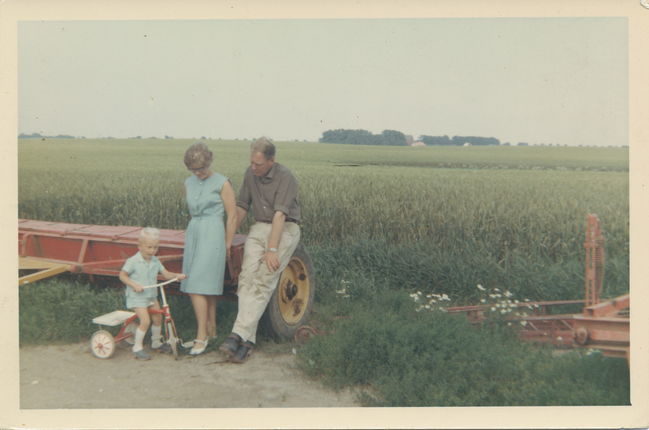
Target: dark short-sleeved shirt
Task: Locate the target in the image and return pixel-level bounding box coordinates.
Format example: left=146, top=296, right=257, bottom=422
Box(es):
left=237, top=162, right=301, bottom=223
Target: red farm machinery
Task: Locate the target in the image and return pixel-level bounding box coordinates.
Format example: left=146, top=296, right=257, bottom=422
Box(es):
left=446, top=214, right=630, bottom=362
left=18, top=219, right=316, bottom=342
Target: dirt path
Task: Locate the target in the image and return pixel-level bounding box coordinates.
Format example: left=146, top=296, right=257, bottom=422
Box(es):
left=19, top=342, right=359, bottom=409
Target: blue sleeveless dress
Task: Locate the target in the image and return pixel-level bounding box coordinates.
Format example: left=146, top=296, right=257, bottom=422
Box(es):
left=181, top=172, right=228, bottom=295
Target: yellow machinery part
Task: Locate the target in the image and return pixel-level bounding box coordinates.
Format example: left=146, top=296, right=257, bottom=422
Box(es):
left=19, top=257, right=71, bottom=286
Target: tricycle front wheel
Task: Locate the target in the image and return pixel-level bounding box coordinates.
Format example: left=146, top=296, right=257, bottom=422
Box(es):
left=165, top=320, right=179, bottom=360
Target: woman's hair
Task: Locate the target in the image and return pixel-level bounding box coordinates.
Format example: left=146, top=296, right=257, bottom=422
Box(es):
left=140, top=227, right=160, bottom=242
left=184, top=142, right=213, bottom=168
left=250, top=137, right=275, bottom=160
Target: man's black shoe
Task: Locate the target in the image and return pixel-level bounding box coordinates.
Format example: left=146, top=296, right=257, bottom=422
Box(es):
left=229, top=341, right=254, bottom=364
left=218, top=333, right=241, bottom=357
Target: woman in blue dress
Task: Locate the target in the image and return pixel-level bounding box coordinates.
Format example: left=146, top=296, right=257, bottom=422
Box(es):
left=181, top=142, right=237, bottom=355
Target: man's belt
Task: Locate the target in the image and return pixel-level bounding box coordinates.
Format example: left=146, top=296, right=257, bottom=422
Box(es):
left=259, top=218, right=299, bottom=224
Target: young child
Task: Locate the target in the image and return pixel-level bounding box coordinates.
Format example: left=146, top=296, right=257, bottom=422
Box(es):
left=119, top=227, right=186, bottom=360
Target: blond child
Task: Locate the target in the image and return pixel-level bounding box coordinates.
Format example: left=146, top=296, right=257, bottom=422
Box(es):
left=119, top=228, right=186, bottom=360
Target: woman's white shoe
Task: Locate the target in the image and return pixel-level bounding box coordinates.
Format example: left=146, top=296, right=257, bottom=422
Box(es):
left=189, top=338, right=208, bottom=355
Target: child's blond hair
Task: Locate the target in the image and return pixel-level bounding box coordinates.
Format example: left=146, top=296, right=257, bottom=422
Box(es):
left=139, top=227, right=160, bottom=242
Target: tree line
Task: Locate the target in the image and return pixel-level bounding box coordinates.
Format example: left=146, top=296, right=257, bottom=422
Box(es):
left=319, top=129, right=409, bottom=146
left=419, top=135, right=500, bottom=146
left=320, top=129, right=503, bottom=146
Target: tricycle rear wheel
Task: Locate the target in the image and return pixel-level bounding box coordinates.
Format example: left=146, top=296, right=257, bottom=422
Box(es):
left=90, top=329, right=116, bottom=359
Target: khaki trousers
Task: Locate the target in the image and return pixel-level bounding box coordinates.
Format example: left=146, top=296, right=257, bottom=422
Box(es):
left=232, top=221, right=301, bottom=343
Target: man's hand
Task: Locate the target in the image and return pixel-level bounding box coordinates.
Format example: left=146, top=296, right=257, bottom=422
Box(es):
left=264, top=250, right=280, bottom=272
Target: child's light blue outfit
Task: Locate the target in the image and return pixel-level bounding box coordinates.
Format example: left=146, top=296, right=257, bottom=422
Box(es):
left=181, top=172, right=228, bottom=295
left=122, top=251, right=164, bottom=309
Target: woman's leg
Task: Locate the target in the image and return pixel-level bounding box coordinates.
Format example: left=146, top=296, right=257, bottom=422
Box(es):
left=206, top=295, right=217, bottom=338
left=189, top=294, right=208, bottom=341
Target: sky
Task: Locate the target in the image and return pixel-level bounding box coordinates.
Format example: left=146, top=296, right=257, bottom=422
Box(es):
left=18, top=18, right=628, bottom=146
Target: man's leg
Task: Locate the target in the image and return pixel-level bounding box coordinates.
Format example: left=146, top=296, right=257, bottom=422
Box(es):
left=231, top=223, right=300, bottom=344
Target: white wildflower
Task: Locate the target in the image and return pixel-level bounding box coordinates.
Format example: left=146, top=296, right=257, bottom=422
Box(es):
left=477, top=284, right=486, bottom=291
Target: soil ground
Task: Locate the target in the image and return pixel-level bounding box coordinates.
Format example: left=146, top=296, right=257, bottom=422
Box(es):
left=19, top=341, right=359, bottom=409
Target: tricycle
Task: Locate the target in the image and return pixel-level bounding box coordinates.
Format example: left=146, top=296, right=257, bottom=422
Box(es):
left=90, top=278, right=181, bottom=359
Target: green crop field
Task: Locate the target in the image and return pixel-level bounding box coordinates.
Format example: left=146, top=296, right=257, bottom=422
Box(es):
left=18, top=138, right=630, bottom=406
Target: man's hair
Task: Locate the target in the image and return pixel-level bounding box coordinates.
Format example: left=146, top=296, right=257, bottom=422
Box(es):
left=184, top=142, right=213, bottom=168
left=139, top=227, right=160, bottom=242
left=250, top=137, right=275, bottom=160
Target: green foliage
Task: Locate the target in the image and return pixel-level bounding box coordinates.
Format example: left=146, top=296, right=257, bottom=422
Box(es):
left=297, top=291, right=629, bottom=406
left=18, top=277, right=238, bottom=346
left=18, top=138, right=629, bottom=405
left=20, top=278, right=124, bottom=344
left=18, top=138, right=629, bottom=308
left=310, top=240, right=627, bottom=305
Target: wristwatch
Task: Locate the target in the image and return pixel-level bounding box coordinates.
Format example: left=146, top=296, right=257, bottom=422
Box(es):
left=268, top=247, right=278, bottom=252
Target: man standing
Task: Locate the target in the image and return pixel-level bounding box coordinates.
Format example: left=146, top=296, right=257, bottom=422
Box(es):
left=220, top=137, right=301, bottom=363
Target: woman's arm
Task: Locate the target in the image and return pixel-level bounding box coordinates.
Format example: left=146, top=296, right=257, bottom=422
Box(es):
left=160, top=268, right=186, bottom=281
left=221, top=180, right=238, bottom=259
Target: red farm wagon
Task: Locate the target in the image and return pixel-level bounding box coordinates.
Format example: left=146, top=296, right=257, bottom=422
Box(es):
left=18, top=219, right=316, bottom=357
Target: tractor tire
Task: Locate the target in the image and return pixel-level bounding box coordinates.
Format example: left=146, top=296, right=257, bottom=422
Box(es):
left=261, top=243, right=316, bottom=341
